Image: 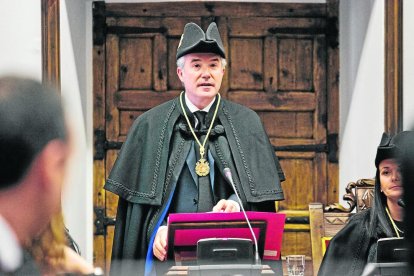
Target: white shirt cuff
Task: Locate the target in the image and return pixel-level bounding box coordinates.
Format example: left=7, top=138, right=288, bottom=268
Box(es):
left=227, top=199, right=241, bottom=212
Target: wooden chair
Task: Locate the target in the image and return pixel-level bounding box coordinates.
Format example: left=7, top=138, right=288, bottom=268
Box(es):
left=309, top=178, right=375, bottom=276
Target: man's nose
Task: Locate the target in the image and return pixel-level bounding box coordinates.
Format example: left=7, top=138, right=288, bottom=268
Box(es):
left=201, top=68, right=211, bottom=78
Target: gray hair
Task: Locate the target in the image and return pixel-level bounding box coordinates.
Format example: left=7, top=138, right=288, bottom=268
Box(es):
left=0, top=77, right=67, bottom=189
left=176, top=55, right=227, bottom=70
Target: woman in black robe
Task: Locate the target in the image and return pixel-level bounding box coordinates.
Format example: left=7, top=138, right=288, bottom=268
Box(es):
left=318, top=131, right=412, bottom=276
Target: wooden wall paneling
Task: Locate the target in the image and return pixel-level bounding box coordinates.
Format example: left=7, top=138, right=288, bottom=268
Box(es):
left=119, top=36, right=153, bottom=89
left=314, top=34, right=327, bottom=143
left=264, top=36, right=278, bottom=93
left=229, top=17, right=326, bottom=37
left=229, top=38, right=263, bottom=90
left=228, top=91, right=315, bottom=111
left=41, top=0, right=60, bottom=91
left=93, top=44, right=106, bottom=269
left=280, top=209, right=310, bottom=256
left=153, top=34, right=168, bottom=92
left=278, top=37, right=314, bottom=91
left=108, top=17, right=198, bottom=33
left=105, top=2, right=326, bottom=18
left=116, top=90, right=180, bottom=114
left=278, top=38, right=297, bottom=91
left=384, top=0, right=403, bottom=134
left=105, top=225, right=115, bottom=273
left=314, top=153, right=328, bottom=203
left=105, top=150, right=119, bottom=272
left=270, top=138, right=320, bottom=149
left=309, top=203, right=324, bottom=276
left=216, top=17, right=229, bottom=97
left=277, top=152, right=316, bottom=210
left=119, top=111, right=145, bottom=137
left=259, top=111, right=313, bottom=138
left=281, top=231, right=312, bottom=256
left=92, top=1, right=106, bottom=269
left=106, top=34, right=120, bottom=141
left=327, top=0, right=340, bottom=204
left=294, top=38, right=313, bottom=91
left=167, top=38, right=182, bottom=90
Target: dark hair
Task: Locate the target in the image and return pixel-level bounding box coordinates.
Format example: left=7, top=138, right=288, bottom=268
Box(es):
left=0, top=77, right=67, bottom=189
left=367, top=171, right=394, bottom=238
left=368, top=131, right=414, bottom=239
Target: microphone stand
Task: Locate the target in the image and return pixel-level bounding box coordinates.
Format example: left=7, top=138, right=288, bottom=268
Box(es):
left=223, top=168, right=261, bottom=265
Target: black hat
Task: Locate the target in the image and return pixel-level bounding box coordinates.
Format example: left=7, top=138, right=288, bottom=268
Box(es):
left=176, top=22, right=226, bottom=60
left=375, top=131, right=414, bottom=167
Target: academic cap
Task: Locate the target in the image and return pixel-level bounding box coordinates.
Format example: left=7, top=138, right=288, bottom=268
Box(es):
left=375, top=131, right=414, bottom=167
left=176, top=22, right=226, bottom=60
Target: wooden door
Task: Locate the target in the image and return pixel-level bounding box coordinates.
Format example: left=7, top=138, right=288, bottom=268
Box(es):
left=93, top=1, right=339, bottom=271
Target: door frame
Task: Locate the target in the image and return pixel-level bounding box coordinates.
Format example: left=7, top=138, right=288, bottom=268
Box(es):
left=41, top=0, right=60, bottom=91
left=41, top=1, right=404, bottom=130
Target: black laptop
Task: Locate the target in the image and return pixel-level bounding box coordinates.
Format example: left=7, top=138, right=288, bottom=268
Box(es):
left=376, top=237, right=408, bottom=263
left=361, top=238, right=410, bottom=276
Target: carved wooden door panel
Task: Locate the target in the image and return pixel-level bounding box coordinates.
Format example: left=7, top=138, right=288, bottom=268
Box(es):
left=93, top=1, right=339, bottom=271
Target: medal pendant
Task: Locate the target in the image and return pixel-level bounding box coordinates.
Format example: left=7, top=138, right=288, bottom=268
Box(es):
left=195, top=158, right=210, bottom=176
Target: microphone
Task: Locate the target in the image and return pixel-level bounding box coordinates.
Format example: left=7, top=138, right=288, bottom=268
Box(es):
left=223, top=168, right=261, bottom=265
left=398, top=198, right=405, bottom=208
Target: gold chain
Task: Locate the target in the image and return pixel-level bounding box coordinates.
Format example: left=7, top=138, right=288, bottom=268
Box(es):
left=179, top=92, right=221, bottom=176
left=385, top=206, right=403, bottom=238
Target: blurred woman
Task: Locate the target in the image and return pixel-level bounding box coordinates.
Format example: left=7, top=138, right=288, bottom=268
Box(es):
left=318, top=131, right=412, bottom=276
left=28, top=211, right=96, bottom=275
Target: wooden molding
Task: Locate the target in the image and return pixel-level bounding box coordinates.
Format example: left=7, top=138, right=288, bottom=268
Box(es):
left=384, top=0, right=403, bottom=134
left=41, top=0, right=60, bottom=92
left=326, top=0, right=340, bottom=204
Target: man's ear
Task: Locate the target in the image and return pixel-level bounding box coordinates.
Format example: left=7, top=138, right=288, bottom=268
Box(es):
left=37, top=139, right=69, bottom=191
left=177, top=67, right=184, bottom=82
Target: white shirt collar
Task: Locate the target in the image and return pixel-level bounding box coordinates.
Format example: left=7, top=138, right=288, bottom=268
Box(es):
left=184, top=93, right=216, bottom=113
left=0, top=215, right=23, bottom=272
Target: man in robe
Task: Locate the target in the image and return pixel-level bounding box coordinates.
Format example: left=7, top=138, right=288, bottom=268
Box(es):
left=105, top=22, right=285, bottom=275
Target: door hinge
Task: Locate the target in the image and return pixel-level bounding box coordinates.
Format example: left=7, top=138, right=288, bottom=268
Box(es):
left=94, top=130, right=123, bottom=160
left=327, top=133, right=338, bottom=163
left=93, top=1, right=106, bottom=46
left=285, top=216, right=309, bottom=224
left=326, top=15, right=339, bottom=49
left=273, top=133, right=338, bottom=163
left=273, top=144, right=328, bottom=153
left=94, top=207, right=116, bottom=236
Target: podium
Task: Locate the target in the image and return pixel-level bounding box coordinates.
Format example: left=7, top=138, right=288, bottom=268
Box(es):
left=166, top=212, right=285, bottom=275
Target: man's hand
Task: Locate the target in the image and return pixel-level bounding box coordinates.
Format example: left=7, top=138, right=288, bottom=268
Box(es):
left=153, top=226, right=168, bottom=261
left=212, top=199, right=240, bottom=213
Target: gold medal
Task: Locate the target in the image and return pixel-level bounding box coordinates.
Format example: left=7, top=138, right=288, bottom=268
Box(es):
left=195, top=158, right=210, bottom=176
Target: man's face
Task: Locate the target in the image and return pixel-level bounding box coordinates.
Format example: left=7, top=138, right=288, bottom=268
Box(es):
left=177, top=53, right=225, bottom=109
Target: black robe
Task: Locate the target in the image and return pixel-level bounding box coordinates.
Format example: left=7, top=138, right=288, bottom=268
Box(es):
left=104, top=96, right=285, bottom=275
left=318, top=208, right=398, bottom=276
